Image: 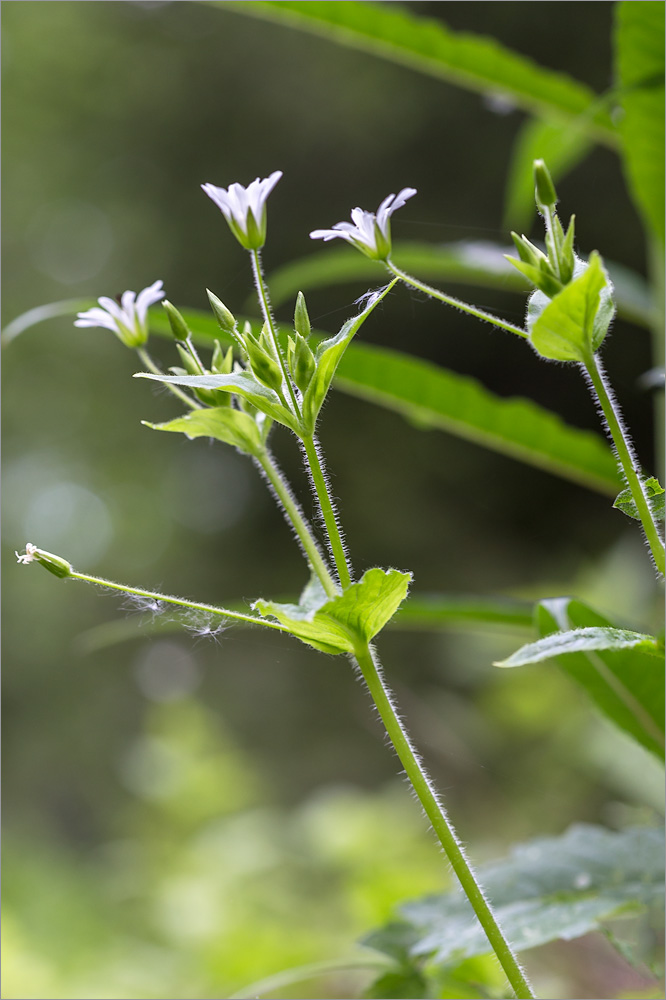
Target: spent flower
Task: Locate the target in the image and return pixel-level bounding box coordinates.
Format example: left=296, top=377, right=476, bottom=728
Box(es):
left=310, top=188, right=417, bottom=261
left=201, top=171, right=282, bottom=250
left=75, top=280, right=164, bottom=348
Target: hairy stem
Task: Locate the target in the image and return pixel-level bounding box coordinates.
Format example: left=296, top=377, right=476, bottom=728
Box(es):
left=250, top=249, right=302, bottom=417
left=387, top=262, right=529, bottom=339
left=583, top=351, right=665, bottom=576
left=353, top=641, right=536, bottom=1000
left=255, top=447, right=338, bottom=598
left=302, top=434, right=352, bottom=589
left=136, top=347, right=203, bottom=410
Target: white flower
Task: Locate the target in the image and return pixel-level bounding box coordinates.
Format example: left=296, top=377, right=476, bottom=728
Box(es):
left=16, top=542, right=37, bottom=565
left=201, top=171, right=283, bottom=250
left=310, top=188, right=417, bottom=261
left=75, top=280, right=165, bottom=348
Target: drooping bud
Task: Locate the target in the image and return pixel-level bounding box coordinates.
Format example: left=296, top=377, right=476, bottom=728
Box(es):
left=16, top=543, right=72, bottom=578
left=294, top=291, right=311, bottom=340
left=206, top=290, right=237, bottom=334
left=162, top=300, right=191, bottom=342
left=534, top=159, right=558, bottom=209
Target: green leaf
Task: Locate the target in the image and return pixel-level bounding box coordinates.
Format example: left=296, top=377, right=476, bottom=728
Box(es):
left=301, top=279, right=397, bottom=434
left=142, top=406, right=263, bottom=456
left=362, top=824, right=665, bottom=966
left=363, top=968, right=428, bottom=1000
left=334, top=342, right=620, bottom=496
left=211, top=1, right=617, bottom=144
left=615, top=1, right=666, bottom=245
left=614, top=476, right=665, bottom=521
left=495, top=626, right=661, bottom=667
left=266, top=243, right=653, bottom=328
left=504, top=117, right=594, bottom=231
left=536, top=597, right=665, bottom=759
left=529, top=252, right=614, bottom=361
left=134, top=370, right=300, bottom=434
left=254, top=567, right=412, bottom=655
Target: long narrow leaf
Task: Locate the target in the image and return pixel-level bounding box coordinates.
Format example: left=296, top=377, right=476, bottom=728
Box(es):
left=211, top=1, right=617, bottom=144
left=334, top=342, right=620, bottom=496
left=266, top=242, right=654, bottom=328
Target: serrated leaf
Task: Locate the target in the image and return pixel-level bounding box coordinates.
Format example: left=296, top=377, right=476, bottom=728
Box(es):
left=301, top=280, right=397, bottom=434
left=143, top=406, right=262, bottom=456
left=134, top=370, right=300, bottom=433
left=615, top=2, right=666, bottom=245
left=529, top=252, right=613, bottom=361
left=536, top=597, right=665, bottom=759
left=495, top=626, right=661, bottom=667
left=614, top=477, right=665, bottom=522
left=362, top=824, right=665, bottom=966
left=504, top=116, right=593, bottom=231
left=334, top=342, right=620, bottom=496
left=254, top=567, right=412, bottom=655
left=212, top=1, right=617, bottom=144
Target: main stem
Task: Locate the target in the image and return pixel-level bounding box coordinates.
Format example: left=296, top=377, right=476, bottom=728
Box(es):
left=387, top=262, right=529, bottom=340
left=255, top=447, right=338, bottom=598
left=250, top=249, right=301, bottom=417
left=353, top=641, right=535, bottom=1000
left=583, top=352, right=665, bottom=576
left=302, top=434, right=352, bottom=589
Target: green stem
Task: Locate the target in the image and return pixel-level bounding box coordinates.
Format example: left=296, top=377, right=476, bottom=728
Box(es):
left=136, top=348, right=203, bottom=410
left=255, top=447, right=338, bottom=598
left=67, top=567, right=289, bottom=633
left=353, top=641, right=536, bottom=1000
left=302, top=434, right=352, bottom=589
left=583, top=352, right=664, bottom=576
left=387, top=262, right=529, bottom=339
left=250, top=249, right=302, bottom=417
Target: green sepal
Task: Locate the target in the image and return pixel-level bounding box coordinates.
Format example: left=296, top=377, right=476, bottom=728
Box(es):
left=134, top=371, right=300, bottom=433
left=559, top=214, right=576, bottom=284
left=176, top=342, right=203, bottom=375
left=292, top=333, right=316, bottom=392
left=142, top=406, right=263, bottom=456
left=505, top=256, right=562, bottom=298
left=300, top=280, right=397, bottom=435
left=529, top=252, right=614, bottom=362
left=614, top=477, right=665, bottom=522
left=244, top=334, right=283, bottom=392
left=211, top=340, right=234, bottom=375
left=254, top=567, right=412, bottom=655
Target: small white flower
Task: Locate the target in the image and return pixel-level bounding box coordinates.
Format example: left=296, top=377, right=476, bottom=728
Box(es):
left=201, top=171, right=283, bottom=251
left=16, top=542, right=38, bottom=565
left=310, top=188, right=417, bottom=261
left=75, top=280, right=165, bottom=348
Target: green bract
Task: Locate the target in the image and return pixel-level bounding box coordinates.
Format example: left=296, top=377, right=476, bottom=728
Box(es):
left=254, top=567, right=412, bottom=654
left=527, top=252, right=615, bottom=362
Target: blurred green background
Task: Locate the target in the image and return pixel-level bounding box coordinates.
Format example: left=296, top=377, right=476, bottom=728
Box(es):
left=2, top=2, right=663, bottom=998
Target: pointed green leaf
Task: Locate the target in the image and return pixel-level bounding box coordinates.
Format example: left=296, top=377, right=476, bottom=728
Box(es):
left=614, top=477, right=665, bottom=522
left=495, top=626, right=661, bottom=667
left=333, top=342, right=620, bottom=496
left=615, top=1, right=665, bottom=245
left=363, top=824, right=665, bottom=966
left=211, top=1, right=617, bottom=144
left=254, top=567, right=412, bottom=655
left=529, top=252, right=613, bottom=361
left=301, top=280, right=397, bottom=434
left=390, top=595, right=533, bottom=634
left=143, top=406, right=263, bottom=456
left=536, top=598, right=665, bottom=759
left=134, top=371, right=300, bottom=433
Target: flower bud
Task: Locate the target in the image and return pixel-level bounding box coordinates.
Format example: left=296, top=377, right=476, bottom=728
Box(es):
left=294, top=292, right=311, bottom=340
left=244, top=335, right=284, bottom=392
left=211, top=340, right=234, bottom=375
left=176, top=342, right=204, bottom=375
left=206, top=290, right=237, bottom=334
left=162, top=300, right=191, bottom=342
left=534, top=159, right=558, bottom=209
left=291, top=333, right=316, bottom=392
